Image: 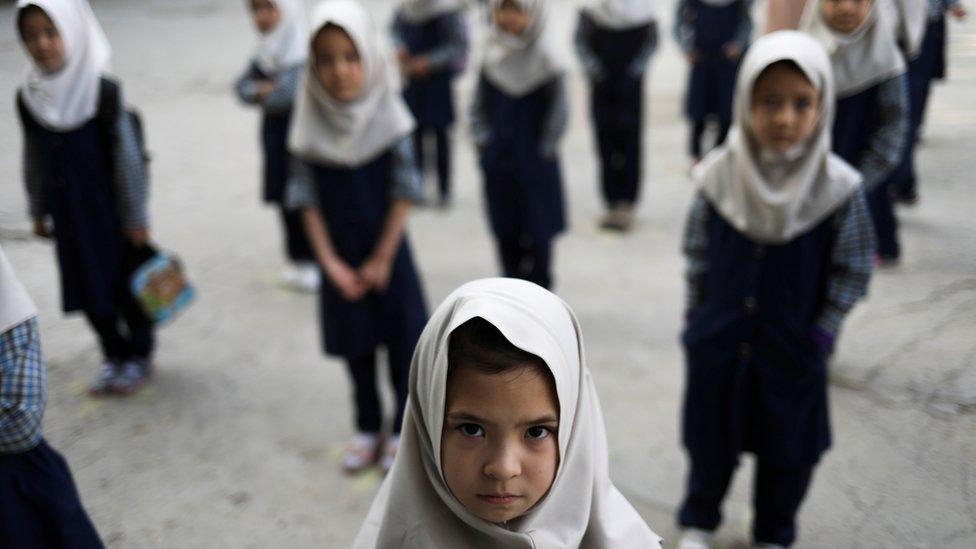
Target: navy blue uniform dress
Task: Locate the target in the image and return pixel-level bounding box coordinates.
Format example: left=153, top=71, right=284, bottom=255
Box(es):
left=477, top=76, right=566, bottom=290
left=584, top=14, right=654, bottom=206
left=682, top=0, right=745, bottom=157
left=833, top=86, right=899, bottom=259
left=679, top=203, right=833, bottom=545
left=0, top=440, right=103, bottom=548
left=397, top=12, right=461, bottom=201
left=311, top=152, right=428, bottom=433
left=16, top=79, right=153, bottom=361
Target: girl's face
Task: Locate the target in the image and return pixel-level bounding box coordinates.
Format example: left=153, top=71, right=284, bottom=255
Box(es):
left=441, top=363, right=560, bottom=524
left=821, top=0, right=872, bottom=34
left=19, top=7, right=65, bottom=74
left=493, top=1, right=532, bottom=37
left=250, top=0, right=282, bottom=34
left=312, top=25, right=365, bottom=103
left=750, top=63, right=821, bottom=153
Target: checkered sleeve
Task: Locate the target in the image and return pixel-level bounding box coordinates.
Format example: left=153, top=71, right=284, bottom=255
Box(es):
left=815, top=191, right=876, bottom=335
left=574, top=12, right=604, bottom=79
left=857, top=74, right=909, bottom=190
left=285, top=158, right=319, bottom=210
left=112, top=88, right=151, bottom=230
left=391, top=136, right=425, bottom=202
left=263, top=64, right=302, bottom=114
left=0, top=317, right=46, bottom=454
left=683, top=192, right=710, bottom=311
left=23, top=131, right=47, bottom=220
left=424, top=11, right=468, bottom=73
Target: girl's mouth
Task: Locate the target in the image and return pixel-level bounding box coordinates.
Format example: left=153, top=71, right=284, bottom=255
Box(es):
left=478, top=494, right=521, bottom=505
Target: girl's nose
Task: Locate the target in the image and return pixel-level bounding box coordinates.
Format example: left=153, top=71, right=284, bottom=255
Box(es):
left=483, top=443, right=521, bottom=480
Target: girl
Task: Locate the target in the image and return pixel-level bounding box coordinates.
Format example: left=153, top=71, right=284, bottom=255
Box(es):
left=15, top=0, right=155, bottom=396
left=470, top=0, right=567, bottom=290
left=235, top=0, right=319, bottom=292
left=352, top=278, right=661, bottom=548
left=574, top=0, right=658, bottom=232
left=890, top=0, right=967, bottom=204
left=677, top=32, right=875, bottom=548
left=286, top=0, right=428, bottom=473
left=802, top=0, right=909, bottom=265
left=674, top=0, right=754, bottom=163
left=1, top=245, right=103, bottom=548
left=391, top=0, right=469, bottom=207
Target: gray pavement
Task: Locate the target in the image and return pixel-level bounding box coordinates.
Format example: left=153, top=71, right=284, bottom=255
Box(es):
left=1, top=1, right=974, bottom=547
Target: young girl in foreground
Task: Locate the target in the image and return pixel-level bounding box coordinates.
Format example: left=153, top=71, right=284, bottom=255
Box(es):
left=678, top=31, right=875, bottom=548
left=16, top=0, right=155, bottom=396
left=802, top=0, right=908, bottom=265
left=352, top=278, right=660, bottom=548
left=235, top=0, right=319, bottom=291
left=286, top=0, right=428, bottom=472
left=470, top=0, right=567, bottom=290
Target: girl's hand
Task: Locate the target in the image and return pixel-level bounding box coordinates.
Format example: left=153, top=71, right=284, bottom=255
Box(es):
left=950, top=4, right=967, bottom=20
left=32, top=218, right=51, bottom=239
left=723, top=42, right=743, bottom=60
left=397, top=48, right=410, bottom=66
left=358, top=254, right=394, bottom=293
left=325, top=257, right=368, bottom=301
left=686, top=50, right=700, bottom=64
left=256, top=81, right=276, bottom=102
left=126, top=227, right=150, bottom=247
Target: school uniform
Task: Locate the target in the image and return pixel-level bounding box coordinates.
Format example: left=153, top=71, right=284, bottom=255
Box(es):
left=235, top=0, right=313, bottom=263
left=470, top=0, right=567, bottom=290
left=287, top=1, right=429, bottom=435
left=804, top=0, right=909, bottom=260
left=575, top=1, right=658, bottom=207
left=392, top=1, right=468, bottom=201
left=674, top=0, right=753, bottom=158
left=17, top=0, right=154, bottom=365
left=0, top=247, right=102, bottom=548
left=679, top=32, right=875, bottom=546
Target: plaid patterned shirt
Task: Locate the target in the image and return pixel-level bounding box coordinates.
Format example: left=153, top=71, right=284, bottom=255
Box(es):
left=683, top=190, right=876, bottom=335
left=0, top=317, right=46, bottom=454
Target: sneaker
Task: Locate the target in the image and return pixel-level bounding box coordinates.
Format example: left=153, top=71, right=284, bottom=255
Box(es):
left=342, top=432, right=380, bottom=473
left=752, top=544, right=786, bottom=549
left=280, top=265, right=300, bottom=288
left=293, top=263, right=321, bottom=293
left=379, top=434, right=400, bottom=472
left=678, top=528, right=713, bottom=549
left=89, top=360, right=122, bottom=397
left=600, top=204, right=634, bottom=232
left=110, top=358, right=152, bottom=396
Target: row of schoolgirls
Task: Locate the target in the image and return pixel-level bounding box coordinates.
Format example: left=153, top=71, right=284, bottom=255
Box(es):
left=5, top=1, right=969, bottom=549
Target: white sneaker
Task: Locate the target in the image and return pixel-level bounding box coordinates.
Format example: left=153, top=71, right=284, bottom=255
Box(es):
left=293, top=262, right=320, bottom=293
left=280, top=265, right=300, bottom=288
left=678, top=528, right=713, bottom=549
left=341, top=432, right=380, bottom=473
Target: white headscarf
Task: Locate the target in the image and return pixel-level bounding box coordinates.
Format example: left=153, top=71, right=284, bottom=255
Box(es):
left=800, top=0, right=906, bottom=97
left=482, top=0, right=566, bottom=97
left=882, top=0, right=926, bottom=59
left=582, top=0, right=656, bottom=30
left=352, top=278, right=661, bottom=549
left=253, top=0, right=309, bottom=74
left=16, top=0, right=111, bottom=131
left=0, top=245, right=38, bottom=335
left=694, top=31, right=862, bottom=244
left=287, top=0, right=415, bottom=167
left=400, top=0, right=463, bottom=23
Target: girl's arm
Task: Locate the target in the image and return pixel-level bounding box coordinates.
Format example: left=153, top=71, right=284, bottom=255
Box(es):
left=730, top=0, right=754, bottom=49
left=234, top=61, right=265, bottom=105
left=469, top=75, right=491, bottom=147
left=22, top=132, right=49, bottom=237
left=814, top=191, right=876, bottom=341
left=286, top=159, right=368, bottom=301
left=359, top=137, right=423, bottom=292
left=859, top=74, right=909, bottom=190
left=628, top=21, right=660, bottom=78
left=673, top=0, right=695, bottom=55
left=261, top=64, right=302, bottom=114
left=574, top=11, right=604, bottom=81
left=418, top=11, right=468, bottom=73
left=539, top=75, right=569, bottom=158
left=110, top=88, right=150, bottom=246
left=0, top=317, right=46, bottom=454
left=682, top=192, right=710, bottom=316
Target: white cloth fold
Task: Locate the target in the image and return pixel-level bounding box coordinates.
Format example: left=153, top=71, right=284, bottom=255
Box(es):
left=0, top=246, right=38, bottom=335
left=352, top=278, right=661, bottom=548
left=254, top=0, right=308, bottom=74
left=482, top=0, right=566, bottom=97
left=287, top=0, right=415, bottom=167
left=694, top=31, right=862, bottom=244
left=16, top=0, right=111, bottom=131
left=800, top=0, right=906, bottom=97
left=582, top=0, right=656, bottom=30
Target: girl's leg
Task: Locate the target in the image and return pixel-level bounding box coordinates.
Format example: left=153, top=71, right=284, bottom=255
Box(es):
left=495, top=237, right=523, bottom=279
left=867, top=182, right=900, bottom=259
left=386, top=339, right=413, bottom=435
left=281, top=206, right=314, bottom=262
left=621, top=127, right=642, bottom=205
left=120, top=291, right=154, bottom=360
left=597, top=126, right=616, bottom=206
left=435, top=127, right=452, bottom=201
left=346, top=352, right=382, bottom=433
left=715, top=118, right=732, bottom=149
left=413, top=128, right=427, bottom=187
left=690, top=119, right=706, bottom=159
left=83, top=311, right=127, bottom=362
left=752, top=461, right=815, bottom=546
left=678, top=458, right=738, bottom=533
left=524, top=237, right=553, bottom=290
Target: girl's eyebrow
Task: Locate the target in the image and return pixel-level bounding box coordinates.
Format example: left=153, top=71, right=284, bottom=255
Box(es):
left=446, top=411, right=559, bottom=427
left=518, top=415, right=558, bottom=427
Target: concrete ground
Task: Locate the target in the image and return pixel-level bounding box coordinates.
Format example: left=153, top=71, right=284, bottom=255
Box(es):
left=1, top=1, right=974, bottom=547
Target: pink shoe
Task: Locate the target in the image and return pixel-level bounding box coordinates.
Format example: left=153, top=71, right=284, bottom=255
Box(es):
left=341, top=433, right=380, bottom=473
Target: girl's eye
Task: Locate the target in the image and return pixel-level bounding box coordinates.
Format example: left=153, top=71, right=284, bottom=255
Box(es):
left=458, top=423, right=484, bottom=437
left=525, top=426, right=551, bottom=440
